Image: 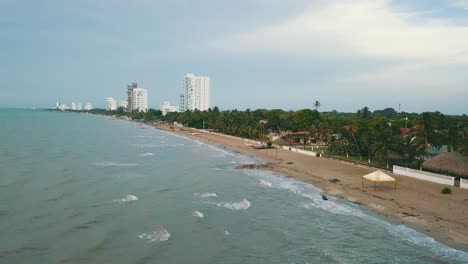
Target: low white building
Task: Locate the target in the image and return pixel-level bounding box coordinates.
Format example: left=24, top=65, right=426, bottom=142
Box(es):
left=85, top=102, right=93, bottom=111
left=159, top=101, right=179, bottom=116
left=118, top=100, right=128, bottom=109
left=106, top=97, right=117, bottom=111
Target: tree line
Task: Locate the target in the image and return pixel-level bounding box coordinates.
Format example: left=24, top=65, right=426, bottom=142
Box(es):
left=87, top=106, right=468, bottom=170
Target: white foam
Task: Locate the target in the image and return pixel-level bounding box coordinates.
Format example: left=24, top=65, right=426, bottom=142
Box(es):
left=214, top=199, right=251, bottom=211
left=224, top=230, right=230, bottom=236
left=138, top=152, right=153, bottom=156
left=194, top=192, right=218, bottom=198
left=114, top=194, right=138, bottom=203
left=192, top=210, right=204, bottom=218
left=241, top=160, right=468, bottom=261
left=258, top=179, right=272, bottom=187
left=375, top=218, right=468, bottom=261
left=134, top=143, right=184, bottom=148
left=138, top=229, right=171, bottom=242
left=93, top=161, right=138, bottom=167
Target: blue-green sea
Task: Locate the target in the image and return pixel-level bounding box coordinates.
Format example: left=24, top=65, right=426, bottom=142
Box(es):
left=1, top=109, right=467, bottom=264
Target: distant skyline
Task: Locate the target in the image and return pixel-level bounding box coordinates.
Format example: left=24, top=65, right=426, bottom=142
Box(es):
left=1, top=0, right=468, bottom=114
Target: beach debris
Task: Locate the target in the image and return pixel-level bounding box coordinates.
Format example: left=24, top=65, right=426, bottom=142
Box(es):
left=234, top=163, right=272, bottom=170
left=329, top=178, right=340, bottom=183
left=322, top=195, right=328, bottom=201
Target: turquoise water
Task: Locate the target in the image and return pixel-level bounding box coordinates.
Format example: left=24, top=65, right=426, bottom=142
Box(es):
left=1, top=109, right=467, bottom=264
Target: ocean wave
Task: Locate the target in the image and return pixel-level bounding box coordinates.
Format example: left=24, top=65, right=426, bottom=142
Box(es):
left=209, top=168, right=225, bottom=171
left=134, top=143, right=184, bottom=148
left=376, top=219, right=468, bottom=261
left=258, top=179, right=272, bottom=187
left=113, top=194, right=138, bottom=203
left=192, top=210, right=204, bottom=218
left=136, top=135, right=165, bottom=139
left=214, top=199, right=251, bottom=211
left=93, top=161, right=138, bottom=167
left=138, top=229, right=171, bottom=242
left=138, top=152, right=153, bottom=156
left=194, top=192, right=217, bottom=198
left=245, top=170, right=468, bottom=261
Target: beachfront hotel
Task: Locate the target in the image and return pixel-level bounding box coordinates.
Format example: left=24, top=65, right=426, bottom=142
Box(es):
left=179, top=74, right=210, bottom=112
left=118, top=100, right=128, bottom=109
left=106, top=97, right=117, bottom=111
left=127, top=82, right=148, bottom=112
left=159, top=101, right=179, bottom=116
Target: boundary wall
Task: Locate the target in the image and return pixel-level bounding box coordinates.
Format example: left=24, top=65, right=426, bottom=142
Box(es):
left=393, top=165, right=455, bottom=186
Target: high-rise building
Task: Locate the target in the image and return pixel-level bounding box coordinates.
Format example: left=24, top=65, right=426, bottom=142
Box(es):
left=159, top=101, right=179, bottom=116
left=71, top=102, right=76, bottom=110
left=127, top=83, right=148, bottom=112
left=76, top=102, right=82, bottom=111
left=106, top=97, right=117, bottom=111
left=180, top=74, right=210, bottom=112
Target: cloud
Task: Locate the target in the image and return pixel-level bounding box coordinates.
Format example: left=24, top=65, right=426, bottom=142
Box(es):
left=449, top=0, right=468, bottom=10
left=212, top=0, right=468, bottom=61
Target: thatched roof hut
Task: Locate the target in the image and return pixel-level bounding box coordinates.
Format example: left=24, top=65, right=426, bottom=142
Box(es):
left=422, top=152, right=468, bottom=178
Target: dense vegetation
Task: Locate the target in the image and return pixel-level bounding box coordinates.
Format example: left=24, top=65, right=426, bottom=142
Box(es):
left=85, top=106, right=468, bottom=170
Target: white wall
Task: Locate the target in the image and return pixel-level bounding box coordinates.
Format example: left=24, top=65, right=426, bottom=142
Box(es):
left=461, top=179, right=468, bottom=190
left=393, top=165, right=455, bottom=186
left=281, top=146, right=319, bottom=157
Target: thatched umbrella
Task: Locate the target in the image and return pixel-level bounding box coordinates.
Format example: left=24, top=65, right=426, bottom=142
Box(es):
left=422, top=153, right=468, bottom=178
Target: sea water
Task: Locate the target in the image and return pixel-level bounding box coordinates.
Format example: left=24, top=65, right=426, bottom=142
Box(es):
left=0, top=109, right=467, bottom=264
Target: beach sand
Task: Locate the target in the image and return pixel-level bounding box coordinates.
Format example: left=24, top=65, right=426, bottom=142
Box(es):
left=155, top=124, right=468, bottom=249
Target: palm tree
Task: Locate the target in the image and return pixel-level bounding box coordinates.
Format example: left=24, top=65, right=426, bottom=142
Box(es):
left=371, top=125, right=401, bottom=169
left=343, top=124, right=362, bottom=160
left=313, top=100, right=321, bottom=111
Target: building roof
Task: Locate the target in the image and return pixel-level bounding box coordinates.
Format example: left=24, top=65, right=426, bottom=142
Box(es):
left=291, top=131, right=310, bottom=135
left=422, top=152, right=468, bottom=177
left=399, top=127, right=411, bottom=137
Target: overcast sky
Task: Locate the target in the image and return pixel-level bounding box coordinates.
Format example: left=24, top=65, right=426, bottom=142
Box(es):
left=1, top=0, right=468, bottom=114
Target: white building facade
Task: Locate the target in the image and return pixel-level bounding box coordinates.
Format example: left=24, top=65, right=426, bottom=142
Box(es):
left=180, top=74, right=210, bottom=112
left=85, top=102, right=93, bottom=111
left=76, top=102, right=82, bottom=111
left=118, top=100, right=128, bottom=109
left=106, top=97, right=117, bottom=111
left=127, top=83, right=148, bottom=112
left=159, top=101, right=179, bottom=116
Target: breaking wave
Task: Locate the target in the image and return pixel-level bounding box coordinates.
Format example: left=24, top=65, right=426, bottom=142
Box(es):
left=93, top=161, right=138, bottom=167
left=214, top=199, right=251, bottom=211
left=138, top=229, right=171, bottom=242
left=258, top=179, right=272, bottom=187
left=195, top=192, right=218, bottom=198
left=113, top=194, right=138, bottom=203
left=192, top=210, right=204, bottom=218
left=138, top=153, right=153, bottom=156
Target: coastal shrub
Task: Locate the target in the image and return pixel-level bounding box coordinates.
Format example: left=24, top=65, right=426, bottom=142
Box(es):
left=267, top=141, right=273, bottom=148
left=441, top=187, right=452, bottom=194
left=287, top=161, right=294, bottom=165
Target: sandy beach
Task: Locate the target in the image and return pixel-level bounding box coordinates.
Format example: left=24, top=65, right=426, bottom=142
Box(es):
left=155, top=124, right=468, bottom=249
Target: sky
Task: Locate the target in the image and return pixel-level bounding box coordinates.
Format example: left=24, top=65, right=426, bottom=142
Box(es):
left=1, top=0, right=468, bottom=114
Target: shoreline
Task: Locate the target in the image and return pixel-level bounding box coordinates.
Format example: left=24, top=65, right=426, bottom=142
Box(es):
left=109, top=115, right=468, bottom=250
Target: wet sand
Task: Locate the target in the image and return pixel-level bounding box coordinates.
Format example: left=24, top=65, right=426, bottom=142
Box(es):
left=158, top=125, right=468, bottom=249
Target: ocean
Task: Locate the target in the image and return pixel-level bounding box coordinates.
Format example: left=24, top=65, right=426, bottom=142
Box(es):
left=1, top=109, right=467, bottom=264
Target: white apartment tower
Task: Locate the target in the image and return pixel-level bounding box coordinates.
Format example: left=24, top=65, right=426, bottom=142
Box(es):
left=127, top=83, right=148, bottom=112
left=106, top=97, right=117, bottom=111
left=180, top=74, right=210, bottom=112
